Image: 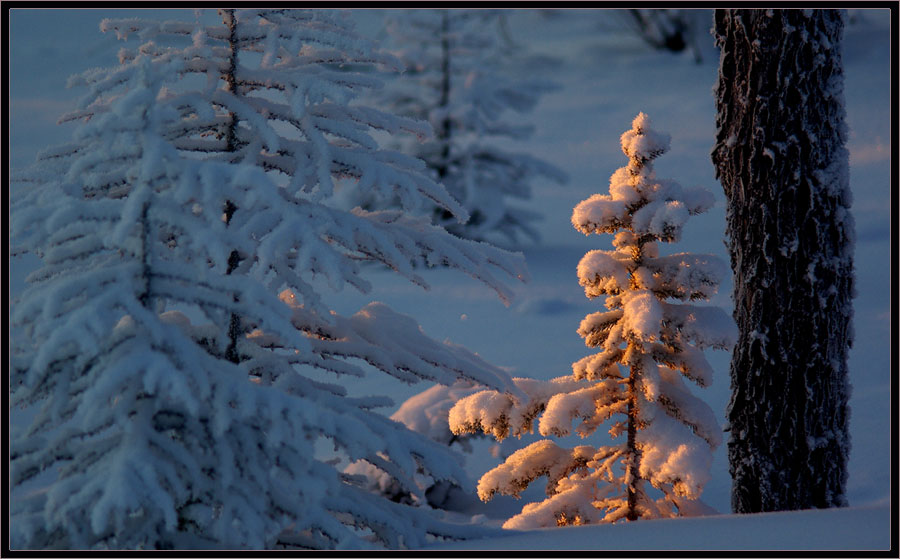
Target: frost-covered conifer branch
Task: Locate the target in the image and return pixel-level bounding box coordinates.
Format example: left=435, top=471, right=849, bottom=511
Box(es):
left=449, top=375, right=586, bottom=441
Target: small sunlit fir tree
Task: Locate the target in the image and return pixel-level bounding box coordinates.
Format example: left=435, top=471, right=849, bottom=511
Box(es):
left=373, top=9, right=568, bottom=246
left=449, top=114, right=736, bottom=528
left=10, top=9, right=526, bottom=550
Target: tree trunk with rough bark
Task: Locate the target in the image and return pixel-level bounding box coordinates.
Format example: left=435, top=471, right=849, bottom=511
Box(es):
left=711, top=8, right=854, bottom=514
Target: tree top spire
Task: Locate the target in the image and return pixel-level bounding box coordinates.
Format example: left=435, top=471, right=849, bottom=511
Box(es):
left=621, top=112, right=671, bottom=168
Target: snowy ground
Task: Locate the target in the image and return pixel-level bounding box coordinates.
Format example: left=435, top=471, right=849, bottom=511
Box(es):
left=7, top=8, right=893, bottom=552
left=429, top=503, right=891, bottom=551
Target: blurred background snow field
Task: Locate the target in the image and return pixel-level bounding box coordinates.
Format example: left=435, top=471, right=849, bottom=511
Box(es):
left=8, top=7, right=892, bottom=550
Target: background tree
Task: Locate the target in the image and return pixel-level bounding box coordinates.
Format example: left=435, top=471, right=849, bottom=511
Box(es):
left=10, top=9, right=528, bottom=549
left=449, top=114, right=735, bottom=528
left=371, top=9, right=568, bottom=246
left=711, top=9, right=854, bottom=514
left=625, top=9, right=706, bottom=63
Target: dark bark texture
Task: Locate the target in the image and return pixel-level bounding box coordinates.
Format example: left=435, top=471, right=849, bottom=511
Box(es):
left=711, top=9, right=854, bottom=513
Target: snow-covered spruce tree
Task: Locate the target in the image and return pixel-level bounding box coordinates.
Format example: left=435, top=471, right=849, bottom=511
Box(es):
left=711, top=9, right=854, bottom=513
left=9, top=54, right=328, bottom=550
left=373, top=9, right=568, bottom=246
left=449, top=114, right=736, bottom=528
left=10, top=9, right=528, bottom=549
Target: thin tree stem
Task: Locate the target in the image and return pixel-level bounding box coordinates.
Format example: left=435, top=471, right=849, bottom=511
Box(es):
left=139, top=199, right=152, bottom=309
left=222, top=8, right=239, bottom=155
left=221, top=8, right=242, bottom=365
left=436, top=9, right=451, bottom=179
left=625, top=343, right=641, bottom=521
